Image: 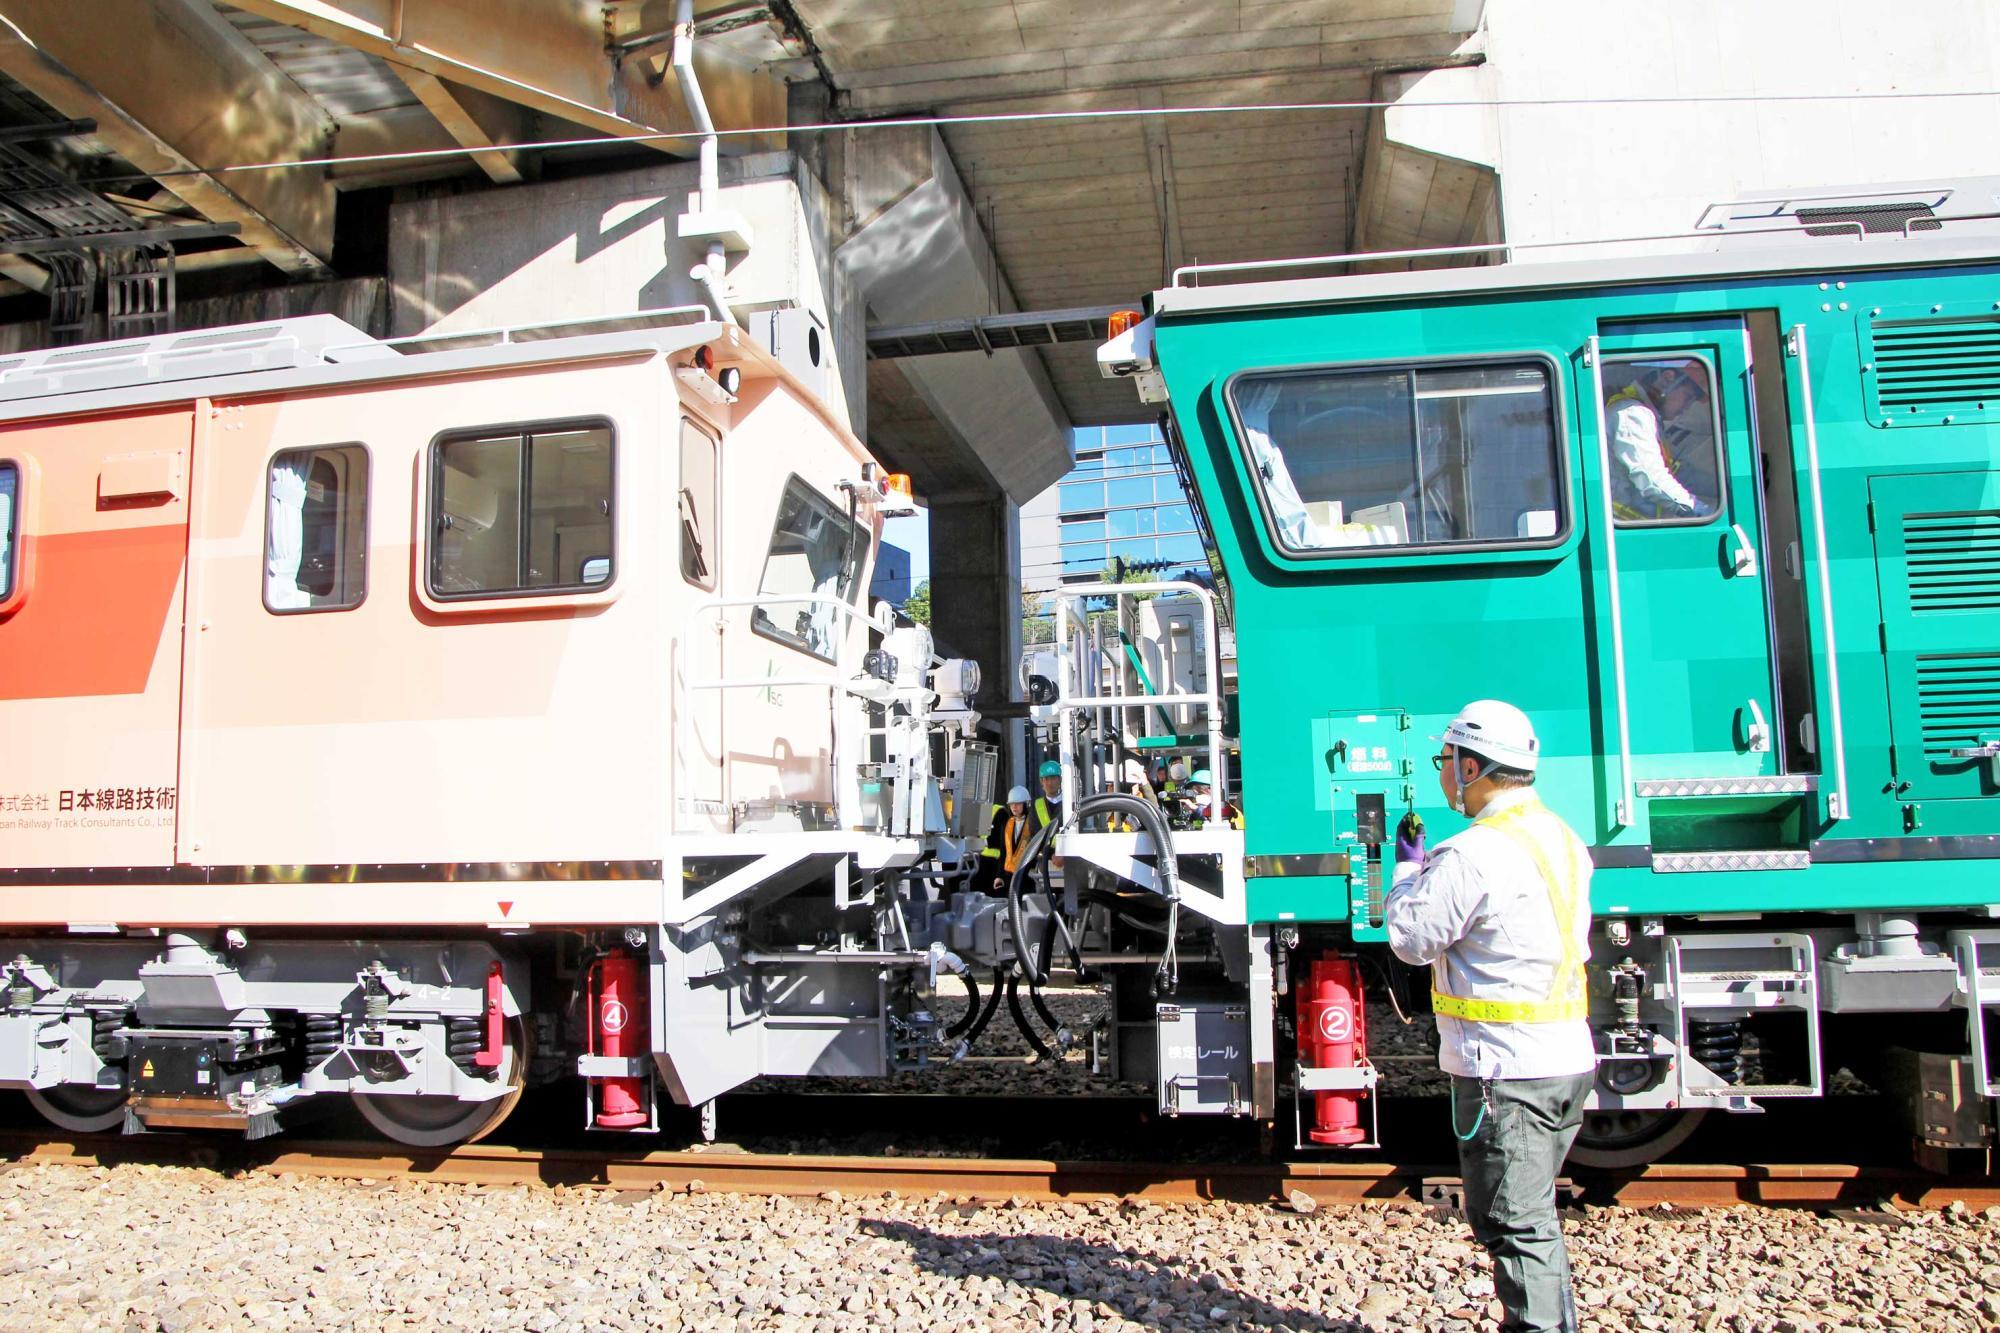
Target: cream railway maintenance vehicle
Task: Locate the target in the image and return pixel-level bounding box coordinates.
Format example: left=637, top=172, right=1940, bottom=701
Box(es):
left=0, top=309, right=1241, bottom=1146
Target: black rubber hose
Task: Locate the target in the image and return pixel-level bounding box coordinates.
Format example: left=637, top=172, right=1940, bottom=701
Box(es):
left=1004, top=817, right=1065, bottom=986
left=1006, top=971, right=1053, bottom=1060
left=962, top=966, right=1008, bottom=1045
left=1028, top=972, right=1065, bottom=1039
left=945, top=969, right=981, bottom=1040
left=1007, top=790, right=1181, bottom=988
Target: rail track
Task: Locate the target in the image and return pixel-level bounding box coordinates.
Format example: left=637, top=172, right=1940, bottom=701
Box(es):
left=5, top=1128, right=1996, bottom=1212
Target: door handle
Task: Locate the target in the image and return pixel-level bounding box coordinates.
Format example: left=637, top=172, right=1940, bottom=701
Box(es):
left=1743, top=698, right=1772, bottom=753
left=1950, top=739, right=2000, bottom=785
left=1727, top=523, right=1758, bottom=578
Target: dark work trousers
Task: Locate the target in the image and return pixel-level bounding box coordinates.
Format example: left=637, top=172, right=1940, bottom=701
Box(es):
left=1450, top=1071, right=1593, bottom=1333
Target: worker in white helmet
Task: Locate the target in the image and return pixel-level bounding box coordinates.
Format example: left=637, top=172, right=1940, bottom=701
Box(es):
left=980, top=786, right=1035, bottom=891
left=1384, top=699, right=1594, bottom=1333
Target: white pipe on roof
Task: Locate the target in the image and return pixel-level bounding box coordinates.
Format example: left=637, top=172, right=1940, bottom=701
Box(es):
left=672, top=0, right=737, bottom=328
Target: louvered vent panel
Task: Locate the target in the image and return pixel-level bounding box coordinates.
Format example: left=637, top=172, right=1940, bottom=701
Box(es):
left=1916, top=654, right=2000, bottom=759
left=1871, top=317, right=2000, bottom=417
left=1903, top=509, right=2000, bottom=613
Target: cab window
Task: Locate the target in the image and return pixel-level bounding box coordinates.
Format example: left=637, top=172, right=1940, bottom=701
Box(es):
left=1601, top=356, right=1723, bottom=525
left=680, top=417, right=718, bottom=589
left=430, top=421, right=613, bottom=598
left=1228, top=360, right=1565, bottom=554
left=752, top=476, right=868, bottom=662
left=0, top=461, right=16, bottom=601
left=266, top=445, right=368, bottom=612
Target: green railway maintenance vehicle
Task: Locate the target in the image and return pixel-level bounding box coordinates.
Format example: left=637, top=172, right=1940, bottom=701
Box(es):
left=1093, top=186, right=2000, bottom=1166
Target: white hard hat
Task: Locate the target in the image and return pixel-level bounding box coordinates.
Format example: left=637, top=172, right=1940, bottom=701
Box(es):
left=1006, top=785, right=1031, bottom=804
left=1434, top=699, right=1540, bottom=773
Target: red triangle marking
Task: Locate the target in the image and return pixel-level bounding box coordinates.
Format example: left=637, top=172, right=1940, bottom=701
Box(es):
left=497, top=900, right=514, bottom=918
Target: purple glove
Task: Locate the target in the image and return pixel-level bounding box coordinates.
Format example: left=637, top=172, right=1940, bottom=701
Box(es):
left=1394, top=811, right=1426, bottom=863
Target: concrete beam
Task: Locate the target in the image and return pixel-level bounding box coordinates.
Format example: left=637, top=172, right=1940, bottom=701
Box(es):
left=387, top=66, right=535, bottom=184
left=927, top=493, right=1020, bottom=712
left=835, top=126, right=1072, bottom=506
left=1351, top=65, right=1500, bottom=270
left=230, top=0, right=787, bottom=154
left=0, top=0, right=337, bottom=274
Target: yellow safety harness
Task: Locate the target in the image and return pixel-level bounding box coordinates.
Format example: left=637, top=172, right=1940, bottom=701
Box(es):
left=1430, top=799, right=1589, bottom=1025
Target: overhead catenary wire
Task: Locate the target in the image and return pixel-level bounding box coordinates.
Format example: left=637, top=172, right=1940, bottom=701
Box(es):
left=74, top=88, right=2000, bottom=187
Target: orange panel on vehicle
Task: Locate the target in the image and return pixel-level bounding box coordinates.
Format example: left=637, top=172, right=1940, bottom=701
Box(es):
left=0, top=525, right=186, bottom=699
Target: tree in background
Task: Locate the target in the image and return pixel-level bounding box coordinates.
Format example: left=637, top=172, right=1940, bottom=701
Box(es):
left=1022, top=588, right=1053, bottom=645
left=902, top=579, right=931, bottom=626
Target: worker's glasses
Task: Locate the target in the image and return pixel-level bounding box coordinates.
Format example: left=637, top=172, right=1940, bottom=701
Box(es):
left=1430, top=753, right=1452, bottom=771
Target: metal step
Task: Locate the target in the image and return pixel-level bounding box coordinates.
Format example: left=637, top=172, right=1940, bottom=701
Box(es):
left=1948, top=930, right=2000, bottom=1097
left=1667, top=932, right=1824, bottom=1104
left=1652, top=849, right=1810, bottom=873
left=1638, top=775, right=1816, bottom=797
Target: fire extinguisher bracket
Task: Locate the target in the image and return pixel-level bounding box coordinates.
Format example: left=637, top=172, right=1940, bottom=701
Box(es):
left=576, top=1055, right=649, bottom=1080
left=1297, top=1062, right=1378, bottom=1092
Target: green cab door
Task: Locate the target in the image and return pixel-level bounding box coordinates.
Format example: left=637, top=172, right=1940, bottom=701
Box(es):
left=1584, top=319, right=1785, bottom=816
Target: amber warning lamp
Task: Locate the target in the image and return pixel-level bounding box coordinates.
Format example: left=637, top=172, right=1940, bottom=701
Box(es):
left=875, top=472, right=918, bottom=517
left=1107, top=309, right=1143, bottom=337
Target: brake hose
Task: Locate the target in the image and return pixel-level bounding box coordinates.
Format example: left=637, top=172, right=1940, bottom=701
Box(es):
left=961, top=966, right=1007, bottom=1045
left=944, top=968, right=981, bottom=1040
left=1006, top=790, right=1182, bottom=993
left=1004, top=971, right=1053, bottom=1060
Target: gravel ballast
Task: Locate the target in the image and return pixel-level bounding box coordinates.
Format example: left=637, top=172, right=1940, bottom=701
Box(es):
left=1, top=1161, right=1996, bottom=1331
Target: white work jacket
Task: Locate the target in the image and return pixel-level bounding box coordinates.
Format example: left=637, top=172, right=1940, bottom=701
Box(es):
left=1385, top=788, right=1596, bottom=1080
left=1608, top=390, right=1702, bottom=517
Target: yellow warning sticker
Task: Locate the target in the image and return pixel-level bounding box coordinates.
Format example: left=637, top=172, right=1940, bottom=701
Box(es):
left=140, top=1059, right=154, bottom=1079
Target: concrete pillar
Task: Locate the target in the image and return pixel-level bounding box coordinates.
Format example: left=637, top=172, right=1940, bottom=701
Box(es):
left=926, top=495, right=1020, bottom=716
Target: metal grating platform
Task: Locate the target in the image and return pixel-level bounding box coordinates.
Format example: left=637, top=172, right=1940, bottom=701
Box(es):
left=1636, top=775, right=1816, bottom=797
left=867, top=305, right=1122, bottom=359
left=1651, top=849, right=1811, bottom=873
left=0, top=314, right=372, bottom=401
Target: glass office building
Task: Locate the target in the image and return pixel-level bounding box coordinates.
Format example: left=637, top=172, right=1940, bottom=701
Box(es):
left=1023, top=424, right=1205, bottom=591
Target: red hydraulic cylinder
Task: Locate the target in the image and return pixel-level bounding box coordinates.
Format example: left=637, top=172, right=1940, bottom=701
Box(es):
left=587, top=952, right=650, bottom=1128
left=1297, top=953, right=1367, bottom=1145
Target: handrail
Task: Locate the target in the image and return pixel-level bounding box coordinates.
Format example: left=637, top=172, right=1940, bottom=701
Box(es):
left=1787, top=325, right=1850, bottom=822
left=1586, top=336, right=1637, bottom=828
left=1037, top=581, right=1230, bottom=830
left=323, top=305, right=717, bottom=360
left=1168, top=218, right=1882, bottom=287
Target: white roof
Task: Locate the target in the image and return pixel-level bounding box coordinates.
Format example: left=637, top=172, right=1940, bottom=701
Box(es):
left=0, top=310, right=723, bottom=424
left=1152, top=230, right=2000, bottom=319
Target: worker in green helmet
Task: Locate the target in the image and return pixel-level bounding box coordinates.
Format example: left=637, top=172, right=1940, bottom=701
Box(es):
left=1182, top=768, right=1243, bottom=830
left=1033, top=759, right=1063, bottom=829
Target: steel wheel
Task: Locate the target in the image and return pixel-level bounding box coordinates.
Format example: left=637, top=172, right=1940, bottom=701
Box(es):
left=25, top=1085, right=127, bottom=1133
left=353, top=1019, right=529, bottom=1148
left=1567, top=1107, right=1708, bottom=1170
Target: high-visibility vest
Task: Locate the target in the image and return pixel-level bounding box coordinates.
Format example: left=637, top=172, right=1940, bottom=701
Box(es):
left=1429, top=799, right=1589, bottom=1025
left=981, top=807, right=1031, bottom=871
left=1001, top=814, right=1028, bottom=871
left=1034, top=796, right=1060, bottom=829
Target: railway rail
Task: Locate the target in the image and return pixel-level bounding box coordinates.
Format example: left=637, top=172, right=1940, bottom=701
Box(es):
left=4, top=1129, right=1995, bottom=1212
